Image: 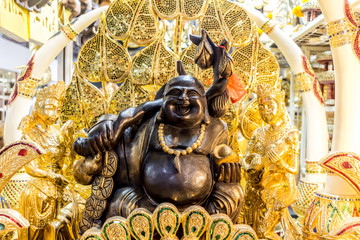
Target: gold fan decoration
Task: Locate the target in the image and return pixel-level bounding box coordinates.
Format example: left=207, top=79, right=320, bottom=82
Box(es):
left=239, top=99, right=266, bottom=140
left=61, top=68, right=106, bottom=130
left=131, top=27, right=178, bottom=87
left=232, top=32, right=280, bottom=92
left=105, top=0, right=158, bottom=46
left=108, top=78, right=151, bottom=115
left=77, top=15, right=132, bottom=84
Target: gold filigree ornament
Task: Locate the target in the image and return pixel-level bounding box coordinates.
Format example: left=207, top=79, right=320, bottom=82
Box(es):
left=232, top=225, right=258, bottom=240
left=327, top=18, right=357, bottom=49
left=260, top=19, right=277, bottom=35
left=0, top=141, right=44, bottom=192
left=152, top=203, right=181, bottom=240
left=102, top=216, right=130, bottom=240
left=319, top=152, right=360, bottom=194
left=0, top=209, right=30, bottom=237
left=328, top=217, right=360, bottom=239
left=77, top=14, right=132, bottom=84
left=131, top=26, right=178, bottom=87
left=207, top=214, right=233, bottom=240
left=81, top=204, right=259, bottom=240
left=127, top=208, right=154, bottom=240
left=231, top=31, right=280, bottom=92
left=105, top=0, right=158, bottom=46
left=61, top=67, right=106, bottom=130
left=303, top=192, right=360, bottom=239
left=239, top=99, right=266, bottom=140
left=199, top=0, right=253, bottom=46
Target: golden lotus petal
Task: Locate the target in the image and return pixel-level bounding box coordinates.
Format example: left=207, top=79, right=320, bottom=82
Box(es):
left=102, top=216, right=130, bottom=240
left=232, top=33, right=279, bottom=92
left=218, top=0, right=253, bottom=47
left=199, top=0, right=227, bottom=45
left=206, top=214, right=233, bottom=240
left=106, top=0, right=158, bottom=45
left=232, top=224, right=258, bottom=240
left=131, top=28, right=177, bottom=86
left=77, top=19, right=132, bottom=83
left=108, top=78, right=151, bottom=115
left=61, top=71, right=106, bottom=130
left=127, top=208, right=154, bottom=240
left=152, top=203, right=181, bottom=239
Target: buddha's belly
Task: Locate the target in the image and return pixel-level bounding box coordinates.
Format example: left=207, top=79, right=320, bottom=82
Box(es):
left=143, top=151, right=213, bottom=207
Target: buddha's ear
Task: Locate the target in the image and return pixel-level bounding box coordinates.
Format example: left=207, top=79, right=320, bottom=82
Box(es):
left=177, top=60, right=188, bottom=75
left=203, top=103, right=211, bottom=125
left=155, top=83, right=167, bottom=100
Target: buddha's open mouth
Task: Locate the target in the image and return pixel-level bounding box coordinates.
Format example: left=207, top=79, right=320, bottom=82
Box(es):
left=175, top=104, right=191, bottom=115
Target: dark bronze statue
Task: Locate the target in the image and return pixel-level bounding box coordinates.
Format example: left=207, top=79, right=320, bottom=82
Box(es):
left=73, top=30, right=243, bottom=233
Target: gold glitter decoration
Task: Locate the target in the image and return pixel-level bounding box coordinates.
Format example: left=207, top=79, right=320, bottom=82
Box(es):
left=151, top=0, right=207, bottom=20
left=239, top=99, right=266, bottom=140
left=80, top=227, right=104, bottom=240
left=180, top=44, right=199, bottom=78
left=292, top=180, right=325, bottom=225
left=61, top=69, right=106, bottom=130
left=127, top=208, right=154, bottom=240
left=327, top=18, right=357, bottom=49
left=0, top=209, right=30, bottom=236
left=232, top=224, right=258, bottom=240
left=108, top=78, right=151, bottom=115
left=319, top=152, right=360, bottom=194
left=260, top=20, right=276, bottom=35
left=131, top=27, right=177, bottom=86
left=328, top=218, right=360, bottom=239
left=60, top=23, right=78, bottom=40
left=0, top=141, right=44, bottom=192
left=102, top=216, right=130, bottom=240
left=181, top=205, right=211, bottom=239
left=217, top=0, right=253, bottom=47
left=82, top=204, right=259, bottom=240
left=152, top=203, right=181, bottom=240
left=231, top=32, right=279, bottom=92
left=105, top=0, right=158, bottom=46
left=303, top=191, right=360, bottom=239
left=294, top=72, right=314, bottom=93
left=199, top=0, right=227, bottom=45
left=18, top=77, right=41, bottom=99
left=207, top=214, right=233, bottom=240
left=77, top=16, right=132, bottom=83
left=305, top=161, right=326, bottom=174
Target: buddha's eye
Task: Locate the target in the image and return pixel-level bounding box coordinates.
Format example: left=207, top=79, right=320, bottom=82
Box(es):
left=187, top=90, right=200, bottom=97
left=167, top=89, right=182, bottom=96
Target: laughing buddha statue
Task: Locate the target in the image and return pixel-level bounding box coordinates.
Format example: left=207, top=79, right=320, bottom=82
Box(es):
left=73, top=32, right=244, bottom=233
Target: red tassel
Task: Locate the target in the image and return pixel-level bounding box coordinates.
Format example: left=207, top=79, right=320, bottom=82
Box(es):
left=227, top=73, right=246, bottom=103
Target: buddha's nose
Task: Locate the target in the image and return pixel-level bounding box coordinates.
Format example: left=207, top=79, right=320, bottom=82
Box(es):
left=179, top=92, right=189, bottom=101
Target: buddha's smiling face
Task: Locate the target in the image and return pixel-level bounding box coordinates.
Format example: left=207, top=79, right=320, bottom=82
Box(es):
left=162, top=76, right=207, bottom=127
left=258, top=96, right=279, bottom=124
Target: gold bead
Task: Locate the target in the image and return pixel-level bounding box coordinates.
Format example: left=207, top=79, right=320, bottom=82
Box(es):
left=159, top=136, right=165, bottom=141
left=163, top=146, right=169, bottom=152
left=191, top=143, right=198, bottom=149
left=181, top=150, right=187, bottom=155
left=168, top=149, right=175, bottom=155
left=160, top=141, right=166, bottom=147
left=174, top=150, right=181, bottom=156
left=195, top=140, right=201, bottom=145
left=186, top=147, right=193, bottom=153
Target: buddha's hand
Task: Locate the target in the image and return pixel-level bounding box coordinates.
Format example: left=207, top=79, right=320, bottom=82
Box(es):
left=216, top=162, right=241, bottom=183
left=74, top=119, right=114, bottom=157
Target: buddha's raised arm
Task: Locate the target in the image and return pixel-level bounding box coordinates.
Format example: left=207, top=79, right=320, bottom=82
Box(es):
left=73, top=99, right=162, bottom=157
